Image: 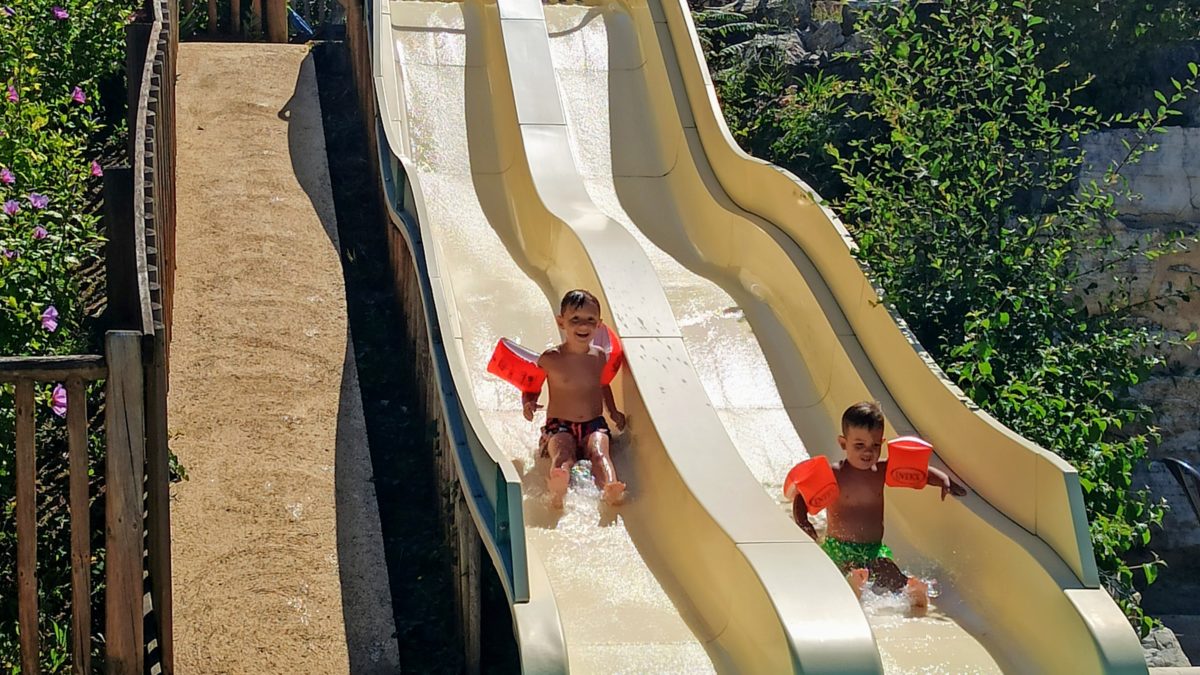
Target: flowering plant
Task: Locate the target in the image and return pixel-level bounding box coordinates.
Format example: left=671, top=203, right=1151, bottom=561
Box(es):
left=2, top=0, right=134, bottom=668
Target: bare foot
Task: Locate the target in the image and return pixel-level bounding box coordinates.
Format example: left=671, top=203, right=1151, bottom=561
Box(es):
left=547, top=467, right=569, bottom=509
left=601, top=481, right=626, bottom=505
left=847, top=569, right=869, bottom=598
left=906, top=577, right=929, bottom=611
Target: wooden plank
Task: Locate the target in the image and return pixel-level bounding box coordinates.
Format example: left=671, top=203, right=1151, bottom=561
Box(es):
left=266, top=0, right=287, bottom=42
left=67, top=377, right=92, bottom=675
left=104, top=166, right=140, bottom=332
left=461, top=501, right=480, bottom=675
left=104, top=331, right=145, bottom=675
left=145, top=331, right=174, bottom=675
left=0, top=355, right=106, bottom=383
left=207, top=0, right=217, bottom=32
left=16, top=379, right=39, bottom=675
left=230, top=0, right=240, bottom=33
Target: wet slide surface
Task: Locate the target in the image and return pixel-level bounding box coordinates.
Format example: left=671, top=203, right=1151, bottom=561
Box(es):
left=542, top=3, right=1003, bottom=672
left=385, top=2, right=712, bottom=670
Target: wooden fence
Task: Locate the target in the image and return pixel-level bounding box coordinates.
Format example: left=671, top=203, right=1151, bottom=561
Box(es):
left=2, top=0, right=177, bottom=671
left=185, top=0, right=342, bottom=41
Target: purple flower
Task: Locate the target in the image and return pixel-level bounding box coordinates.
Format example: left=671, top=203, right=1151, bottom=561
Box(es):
left=90, top=161, right=103, bottom=177
left=70, top=86, right=86, bottom=104
left=51, top=384, right=67, bottom=418
left=3, top=199, right=18, bottom=216
left=0, top=167, right=13, bottom=184
left=32, top=226, right=48, bottom=240
left=6, top=85, right=16, bottom=103
left=41, top=305, right=59, bottom=332
left=28, top=193, right=48, bottom=209
left=2, top=248, right=17, bottom=260
left=2, top=7, right=14, bottom=16
left=51, top=6, right=67, bottom=20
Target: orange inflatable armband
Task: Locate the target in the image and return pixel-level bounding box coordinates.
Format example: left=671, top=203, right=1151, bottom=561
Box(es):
left=784, top=456, right=839, bottom=514
left=592, top=324, right=624, bottom=386
left=487, top=338, right=546, bottom=394
left=884, top=436, right=933, bottom=489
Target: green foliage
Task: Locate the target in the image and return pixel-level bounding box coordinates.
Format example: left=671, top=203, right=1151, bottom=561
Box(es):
left=824, top=0, right=1196, bottom=631
left=695, top=0, right=1200, bottom=632
left=2, top=0, right=133, bottom=669
left=693, top=3, right=855, bottom=196
left=1035, top=0, right=1200, bottom=119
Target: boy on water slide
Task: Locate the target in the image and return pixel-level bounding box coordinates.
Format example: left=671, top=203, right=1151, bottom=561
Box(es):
left=522, top=289, right=627, bottom=508
left=793, top=401, right=966, bottom=608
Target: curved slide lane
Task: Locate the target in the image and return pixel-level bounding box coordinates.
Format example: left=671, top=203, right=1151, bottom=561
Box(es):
left=368, top=0, right=1151, bottom=672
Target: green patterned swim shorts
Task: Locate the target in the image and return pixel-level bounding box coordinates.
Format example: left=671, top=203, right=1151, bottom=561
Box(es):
left=821, top=536, right=893, bottom=570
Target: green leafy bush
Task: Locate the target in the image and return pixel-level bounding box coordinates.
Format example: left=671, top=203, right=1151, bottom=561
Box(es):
left=1035, top=0, right=1200, bottom=119
left=696, top=0, right=1199, bottom=631
left=2, top=0, right=133, bottom=669
left=824, top=0, right=1197, bottom=631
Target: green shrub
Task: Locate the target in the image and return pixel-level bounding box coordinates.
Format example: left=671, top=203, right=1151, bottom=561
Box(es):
left=2, top=0, right=133, bottom=669
left=823, top=0, right=1197, bottom=632
left=696, top=0, right=1200, bottom=632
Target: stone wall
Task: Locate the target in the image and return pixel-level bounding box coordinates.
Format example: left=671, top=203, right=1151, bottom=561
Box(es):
left=1081, top=129, right=1200, bottom=556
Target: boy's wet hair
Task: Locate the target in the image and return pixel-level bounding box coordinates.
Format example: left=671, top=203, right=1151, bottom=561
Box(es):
left=842, top=400, right=884, bottom=434
left=560, top=289, right=601, bottom=315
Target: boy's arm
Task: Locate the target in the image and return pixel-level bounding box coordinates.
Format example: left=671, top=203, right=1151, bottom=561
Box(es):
left=521, top=390, right=542, bottom=421
left=522, top=352, right=549, bottom=421
left=792, top=495, right=818, bottom=539
left=602, top=385, right=626, bottom=430
left=927, top=466, right=968, bottom=501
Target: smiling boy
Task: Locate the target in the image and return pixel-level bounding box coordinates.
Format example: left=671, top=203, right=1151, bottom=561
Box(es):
left=522, top=290, right=627, bottom=508
left=793, top=401, right=966, bottom=607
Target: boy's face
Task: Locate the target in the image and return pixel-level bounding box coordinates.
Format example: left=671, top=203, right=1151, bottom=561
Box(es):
left=557, top=301, right=601, bottom=347
left=839, top=424, right=884, bottom=470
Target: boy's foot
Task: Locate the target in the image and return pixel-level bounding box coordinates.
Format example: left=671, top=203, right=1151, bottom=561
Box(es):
left=905, top=577, right=929, bottom=610
left=547, top=467, right=569, bottom=509
left=601, top=481, right=626, bottom=505
left=847, top=569, right=869, bottom=598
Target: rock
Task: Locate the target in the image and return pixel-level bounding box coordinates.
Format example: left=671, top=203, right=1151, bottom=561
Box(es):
left=1143, top=627, right=1193, bottom=667
left=801, top=20, right=845, bottom=53
left=730, top=0, right=810, bottom=26
left=744, top=32, right=819, bottom=70
left=841, top=2, right=858, bottom=35
left=837, top=32, right=869, bottom=54
left=770, top=0, right=811, bottom=26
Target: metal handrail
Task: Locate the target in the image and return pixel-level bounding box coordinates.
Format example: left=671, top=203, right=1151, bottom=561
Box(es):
left=1159, top=457, right=1200, bottom=523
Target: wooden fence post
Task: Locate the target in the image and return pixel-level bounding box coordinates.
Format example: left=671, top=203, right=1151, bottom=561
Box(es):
left=104, top=168, right=137, bottom=331
left=67, top=377, right=92, bottom=675
left=125, top=20, right=152, bottom=161
left=145, top=329, right=174, bottom=674
left=267, top=0, right=287, bottom=42
left=105, top=331, right=146, bottom=675
left=15, top=379, right=38, bottom=675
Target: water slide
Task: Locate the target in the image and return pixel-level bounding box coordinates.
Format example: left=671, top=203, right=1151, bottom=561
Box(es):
left=368, top=0, right=1150, bottom=671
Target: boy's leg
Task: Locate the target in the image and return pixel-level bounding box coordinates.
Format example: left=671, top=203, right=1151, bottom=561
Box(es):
left=585, top=431, right=625, bottom=504
left=867, top=557, right=907, bottom=592
left=546, top=432, right=575, bottom=509
left=846, top=569, right=869, bottom=598
left=868, top=557, right=928, bottom=608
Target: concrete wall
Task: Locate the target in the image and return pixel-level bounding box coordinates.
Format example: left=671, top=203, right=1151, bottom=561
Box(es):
left=1082, top=129, right=1200, bottom=556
